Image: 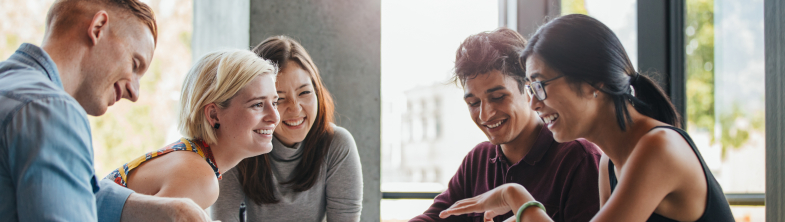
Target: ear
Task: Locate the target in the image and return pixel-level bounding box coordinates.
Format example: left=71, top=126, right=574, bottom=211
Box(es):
left=87, top=11, right=109, bottom=46
left=204, top=103, right=220, bottom=127
left=583, top=82, right=603, bottom=98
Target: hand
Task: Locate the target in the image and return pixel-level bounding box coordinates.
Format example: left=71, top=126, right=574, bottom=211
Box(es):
left=121, top=193, right=217, bottom=222
left=165, top=198, right=214, bottom=222
left=439, top=184, right=532, bottom=221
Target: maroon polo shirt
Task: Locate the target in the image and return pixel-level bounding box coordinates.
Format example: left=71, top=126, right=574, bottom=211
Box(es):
left=410, top=126, right=602, bottom=222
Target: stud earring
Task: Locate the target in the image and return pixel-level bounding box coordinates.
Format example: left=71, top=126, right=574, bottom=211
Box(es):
left=593, top=91, right=598, bottom=98
left=214, top=123, right=220, bottom=129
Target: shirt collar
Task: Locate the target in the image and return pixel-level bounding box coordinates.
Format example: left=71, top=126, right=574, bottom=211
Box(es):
left=492, top=125, right=555, bottom=166
left=13, top=43, right=62, bottom=89
left=270, top=136, right=303, bottom=161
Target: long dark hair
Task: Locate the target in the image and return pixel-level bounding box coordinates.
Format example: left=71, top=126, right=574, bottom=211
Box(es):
left=237, top=36, right=336, bottom=204
left=521, top=14, right=681, bottom=130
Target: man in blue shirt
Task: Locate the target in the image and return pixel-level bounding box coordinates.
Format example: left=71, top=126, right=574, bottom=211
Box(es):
left=0, top=0, right=210, bottom=221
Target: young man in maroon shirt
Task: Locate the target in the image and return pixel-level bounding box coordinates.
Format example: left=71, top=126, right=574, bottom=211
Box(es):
left=409, top=28, right=602, bottom=222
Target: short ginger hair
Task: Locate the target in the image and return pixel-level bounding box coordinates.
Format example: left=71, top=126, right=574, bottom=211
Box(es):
left=45, top=0, right=158, bottom=45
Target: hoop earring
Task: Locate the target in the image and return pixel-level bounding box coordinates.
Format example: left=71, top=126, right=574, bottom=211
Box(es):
left=214, top=123, right=220, bottom=129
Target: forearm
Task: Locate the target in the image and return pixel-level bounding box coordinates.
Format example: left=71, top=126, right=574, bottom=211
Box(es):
left=120, top=193, right=209, bottom=222
left=97, top=179, right=134, bottom=222
left=503, top=185, right=552, bottom=222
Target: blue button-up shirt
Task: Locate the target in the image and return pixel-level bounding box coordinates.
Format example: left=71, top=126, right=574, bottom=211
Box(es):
left=0, top=43, right=134, bottom=221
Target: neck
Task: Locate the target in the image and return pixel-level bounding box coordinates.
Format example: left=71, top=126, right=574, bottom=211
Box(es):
left=41, top=35, right=84, bottom=97
left=584, top=104, right=652, bottom=167
left=207, top=143, right=244, bottom=175
left=499, top=115, right=544, bottom=164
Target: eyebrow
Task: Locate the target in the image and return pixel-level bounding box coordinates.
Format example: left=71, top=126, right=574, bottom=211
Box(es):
left=245, top=96, right=277, bottom=103
left=528, top=73, right=542, bottom=81
left=464, top=85, right=506, bottom=99
left=277, top=84, right=311, bottom=93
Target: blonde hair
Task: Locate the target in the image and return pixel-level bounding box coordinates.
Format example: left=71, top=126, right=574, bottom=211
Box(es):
left=178, top=50, right=278, bottom=145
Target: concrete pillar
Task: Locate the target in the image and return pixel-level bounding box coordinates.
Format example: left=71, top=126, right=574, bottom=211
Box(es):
left=765, top=0, right=785, bottom=220
left=249, top=1, right=381, bottom=221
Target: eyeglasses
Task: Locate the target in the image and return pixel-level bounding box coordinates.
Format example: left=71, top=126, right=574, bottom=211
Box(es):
left=525, top=75, right=564, bottom=101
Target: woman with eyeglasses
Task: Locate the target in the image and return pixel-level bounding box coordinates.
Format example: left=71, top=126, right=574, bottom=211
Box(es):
left=439, top=14, right=734, bottom=222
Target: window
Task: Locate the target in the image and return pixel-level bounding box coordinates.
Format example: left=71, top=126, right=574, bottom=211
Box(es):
left=380, top=0, right=498, bottom=220
left=686, top=0, right=765, bottom=220
left=562, top=0, right=638, bottom=66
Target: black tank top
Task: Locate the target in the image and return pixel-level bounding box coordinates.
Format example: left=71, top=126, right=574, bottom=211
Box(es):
left=607, top=126, right=734, bottom=222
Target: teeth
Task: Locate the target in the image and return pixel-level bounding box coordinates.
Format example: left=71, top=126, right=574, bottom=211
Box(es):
left=486, top=120, right=505, bottom=129
left=254, top=129, right=273, bottom=135
left=542, top=113, right=559, bottom=124
left=283, top=118, right=304, bottom=126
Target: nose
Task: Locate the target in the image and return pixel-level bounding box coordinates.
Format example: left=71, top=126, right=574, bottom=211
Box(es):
left=123, top=80, right=140, bottom=102
left=479, top=101, right=495, bottom=123
left=265, top=101, right=281, bottom=125
left=529, top=94, right=543, bottom=111
left=289, top=97, right=303, bottom=115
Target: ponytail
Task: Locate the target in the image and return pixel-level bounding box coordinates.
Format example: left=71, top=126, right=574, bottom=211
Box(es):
left=629, top=72, right=682, bottom=128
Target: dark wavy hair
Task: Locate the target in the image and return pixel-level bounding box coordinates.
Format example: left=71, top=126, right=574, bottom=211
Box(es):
left=452, top=27, right=527, bottom=92
left=237, top=35, right=335, bottom=204
left=521, top=14, right=681, bottom=130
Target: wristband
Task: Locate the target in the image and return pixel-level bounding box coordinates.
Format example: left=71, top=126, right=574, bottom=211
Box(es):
left=516, top=201, right=546, bottom=222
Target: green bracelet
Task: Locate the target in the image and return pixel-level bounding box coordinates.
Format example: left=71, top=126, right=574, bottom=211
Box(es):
left=516, top=201, right=546, bottom=222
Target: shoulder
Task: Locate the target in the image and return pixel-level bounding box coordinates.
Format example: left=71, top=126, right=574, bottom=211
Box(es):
left=633, top=127, right=693, bottom=164
left=1, top=70, right=80, bottom=130
left=325, top=125, right=357, bottom=153
left=630, top=127, right=698, bottom=170
left=150, top=151, right=220, bottom=208
left=554, top=138, right=603, bottom=164
left=2, top=90, right=90, bottom=154
left=330, top=125, right=357, bottom=148
left=622, top=126, right=701, bottom=188
left=160, top=150, right=218, bottom=181
left=0, top=67, right=67, bottom=100
left=323, top=125, right=360, bottom=163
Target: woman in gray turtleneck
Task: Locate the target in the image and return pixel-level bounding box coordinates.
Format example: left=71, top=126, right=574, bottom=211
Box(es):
left=210, top=36, right=363, bottom=222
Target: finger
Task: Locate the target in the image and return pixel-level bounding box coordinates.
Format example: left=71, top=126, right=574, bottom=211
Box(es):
left=503, top=215, right=516, bottom=222
left=440, top=204, right=484, bottom=218
left=484, top=210, right=496, bottom=221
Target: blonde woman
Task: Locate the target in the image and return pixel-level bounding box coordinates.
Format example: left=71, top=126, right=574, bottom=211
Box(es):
left=211, top=36, right=363, bottom=222
left=105, top=49, right=280, bottom=209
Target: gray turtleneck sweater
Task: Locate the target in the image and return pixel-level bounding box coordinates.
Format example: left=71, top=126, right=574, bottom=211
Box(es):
left=210, top=125, right=363, bottom=222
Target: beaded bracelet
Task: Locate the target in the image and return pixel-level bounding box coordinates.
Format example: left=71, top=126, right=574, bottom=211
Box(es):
left=516, top=201, right=546, bottom=222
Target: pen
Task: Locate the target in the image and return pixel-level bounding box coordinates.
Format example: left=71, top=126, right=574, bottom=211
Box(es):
left=239, top=202, right=247, bottom=222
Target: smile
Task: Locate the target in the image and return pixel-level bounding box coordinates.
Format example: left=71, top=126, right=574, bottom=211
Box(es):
left=542, top=113, right=559, bottom=124
left=254, top=129, right=274, bottom=135
left=485, top=119, right=507, bottom=129
left=283, top=117, right=305, bottom=127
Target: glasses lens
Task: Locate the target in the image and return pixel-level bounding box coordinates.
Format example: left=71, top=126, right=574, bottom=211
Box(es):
left=533, top=82, right=546, bottom=100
